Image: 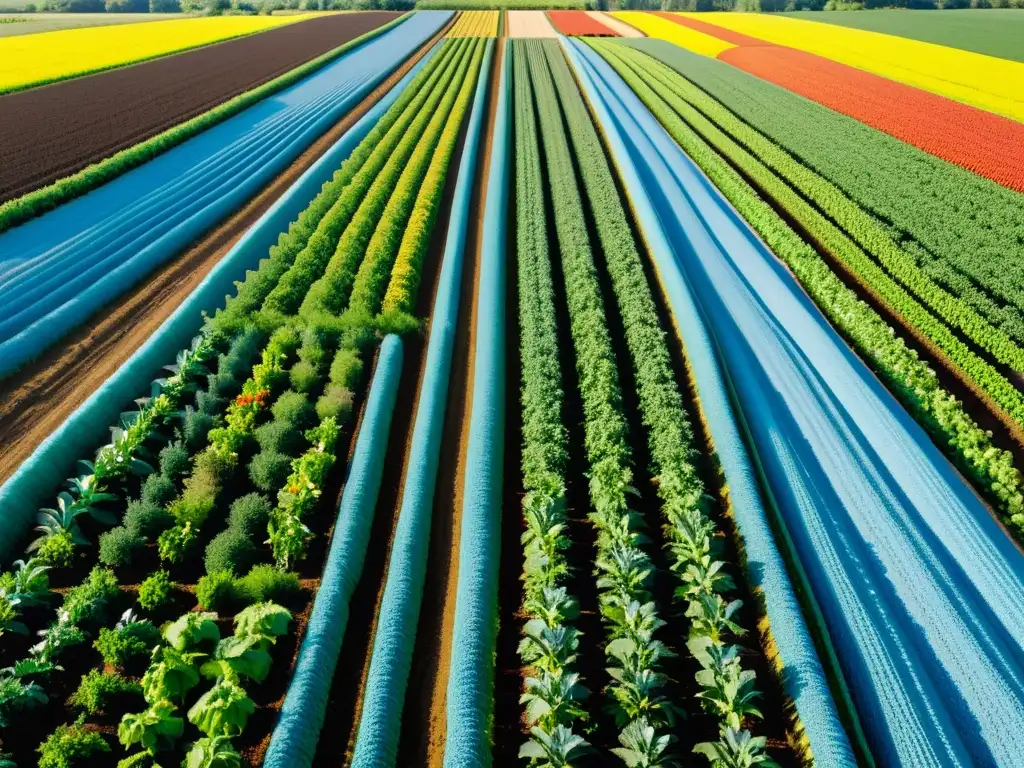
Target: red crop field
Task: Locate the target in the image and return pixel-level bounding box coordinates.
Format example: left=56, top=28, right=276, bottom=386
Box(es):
left=547, top=10, right=618, bottom=36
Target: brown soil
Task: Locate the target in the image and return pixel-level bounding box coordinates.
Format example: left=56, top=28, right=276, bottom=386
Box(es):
left=0, top=25, right=448, bottom=490
left=0, top=12, right=401, bottom=203
left=395, top=37, right=504, bottom=768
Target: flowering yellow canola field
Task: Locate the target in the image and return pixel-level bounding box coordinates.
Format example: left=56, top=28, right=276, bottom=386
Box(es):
left=612, top=12, right=734, bottom=58
left=447, top=10, right=499, bottom=37
left=678, top=12, right=1024, bottom=123
left=0, top=14, right=322, bottom=94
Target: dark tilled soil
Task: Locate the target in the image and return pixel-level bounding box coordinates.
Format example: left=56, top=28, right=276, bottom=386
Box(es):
left=0, top=11, right=400, bottom=203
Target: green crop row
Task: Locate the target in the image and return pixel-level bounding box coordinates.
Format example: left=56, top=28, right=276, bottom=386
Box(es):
left=591, top=42, right=1024, bottom=438
left=261, top=40, right=469, bottom=321
left=589, top=40, right=1024, bottom=534
left=619, top=49, right=1024, bottom=378
left=347, top=39, right=486, bottom=322
left=518, top=38, right=686, bottom=766
left=0, top=37, right=481, bottom=765
left=538, top=39, right=780, bottom=766
left=617, top=39, right=1024, bottom=344
left=511, top=40, right=591, bottom=766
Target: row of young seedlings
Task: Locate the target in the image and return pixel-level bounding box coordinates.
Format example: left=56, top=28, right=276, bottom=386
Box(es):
left=512, top=40, right=591, bottom=767
left=516, top=39, right=682, bottom=766
left=534, top=38, right=780, bottom=767
left=0, top=37, right=477, bottom=766
left=589, top=40, right=1024, bottom=535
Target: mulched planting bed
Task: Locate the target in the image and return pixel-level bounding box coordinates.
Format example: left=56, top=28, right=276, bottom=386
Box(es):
left=0, top=11, right=401, bottom=204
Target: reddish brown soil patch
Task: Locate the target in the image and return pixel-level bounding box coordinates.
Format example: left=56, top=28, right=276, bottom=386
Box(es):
left=547, top=11, right=619, bottom=37
left=0, top=12, right=400, bottom=203
left=0, top=28, right=446, bottom=490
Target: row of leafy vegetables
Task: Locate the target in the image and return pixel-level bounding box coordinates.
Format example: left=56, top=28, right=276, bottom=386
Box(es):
left=513, top=39, right=783, bottom=768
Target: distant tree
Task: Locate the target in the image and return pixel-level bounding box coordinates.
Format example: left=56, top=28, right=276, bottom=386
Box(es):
left=106, top=0, right=147, bottom=11
left=149, top=0, right=181, bottom=9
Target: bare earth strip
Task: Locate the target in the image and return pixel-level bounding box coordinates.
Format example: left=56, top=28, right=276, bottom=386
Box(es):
left=0, top=12, right=400, bottom=202
left=0, top=25, right=447, bottom=488
left=507, top=10, right=557, bottom=38
left=587, top=11, right=644, bottom=38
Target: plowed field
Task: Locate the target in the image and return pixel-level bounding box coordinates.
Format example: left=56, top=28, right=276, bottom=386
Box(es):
left=0, top=11, right=400, bottom=203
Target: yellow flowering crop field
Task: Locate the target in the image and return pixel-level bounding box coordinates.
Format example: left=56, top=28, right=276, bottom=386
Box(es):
left=0, top=13, right=323, bottom=94
left=677, top=12, right=1024, bottom=123
left=611, top=12, right=735, bottom=59
left=447, top=10, right=499, bottom=38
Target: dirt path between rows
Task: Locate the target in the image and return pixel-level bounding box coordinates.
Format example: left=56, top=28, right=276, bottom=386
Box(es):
left=396, top=36, right=504, bottom=768
left=0, top=25, right=450, bottom=489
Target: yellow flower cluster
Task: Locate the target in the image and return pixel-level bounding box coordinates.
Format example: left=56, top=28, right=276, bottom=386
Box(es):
left=678, top=12, right=1024, bottom=123
left=0, top=14, right=321, bottom=94
left=611, top=12, right=734, bottom=59
left=447, top=10, right=499, bottom=38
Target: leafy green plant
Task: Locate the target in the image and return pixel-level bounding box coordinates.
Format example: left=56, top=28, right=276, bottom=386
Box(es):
left=188, top=679, right=255, bottom=738
left=123, top=499, right=174, bottom=539
left=519, top=724, right=592, bottom=767
left=118, top=699, right=184, bottom=754
left=693, top=727, right=780, bottom=768
left=185, top=735, right=243, bottom=768
left=204, top=529, right=258, bottom=578
left=99, top=526, right=146, bottom=568
left=612, top=717, right=678, bottom=767
left=0, top=670, right=47, bottom=727
left=69, top=669, right=142, bottom=715
left=30, top=484, right=118, bottom=553
left=196, top=571, right=239, bottom=612
left=34, top=528, right=76, bottom=568
left=157, top=522, right=199, bottom=564
left=137, top=571, right=173, bottom=611
left=0, top=596, right=26, bottom=639
left=141, top=647, right=202, bottom=706
left=235, top=565, right=299, bottom=604
left=94, top=610, right=162, bottom=668
left=38, top=715, right=111, bottom=768
left=62, top=567, right=119, bottom=626
left=32, top=612, right=86, bottom=664
left=0, top=558, right=51, bottom=607
left=233, top=601, right=290, bottom=644
left=689, top=638, right=763, bottom=731
left=164, top=612, right=220, bottom=653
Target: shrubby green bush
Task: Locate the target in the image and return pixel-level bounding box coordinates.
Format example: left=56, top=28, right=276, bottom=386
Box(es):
left=205, top=530, right=258, bottom=577
left=69, top=670, right=141, bottom=715
left=98, top=527, right=145, bottom=568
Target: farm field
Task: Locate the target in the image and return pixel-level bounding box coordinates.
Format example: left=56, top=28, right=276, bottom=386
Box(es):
left=0, top=13, right=326, bottom=94
left=0, top=13, right=188, bottom=38
left=784, top=8, right=1024, bottom=62
left=2, top=9, right=1024, bottom=768
left=0, top=11, right=403, bottom=203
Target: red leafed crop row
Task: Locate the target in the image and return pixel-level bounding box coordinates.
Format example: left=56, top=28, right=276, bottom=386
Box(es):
left=718, top=45, right=1024, bottom=192
left=547, top=10, right=618, bottom=37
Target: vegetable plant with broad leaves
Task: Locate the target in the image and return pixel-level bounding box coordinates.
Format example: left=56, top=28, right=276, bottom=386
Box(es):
left=612, top=717, right=679, bottom=768
left=185, top=735, right=243, bottom=768
left=118, top=698, right=184, bottom=754
left=693, top=728, right=780, bottom=768
left=188, top=678, right=255, bottom=738
left=519, top=724, right=594, bottom=768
